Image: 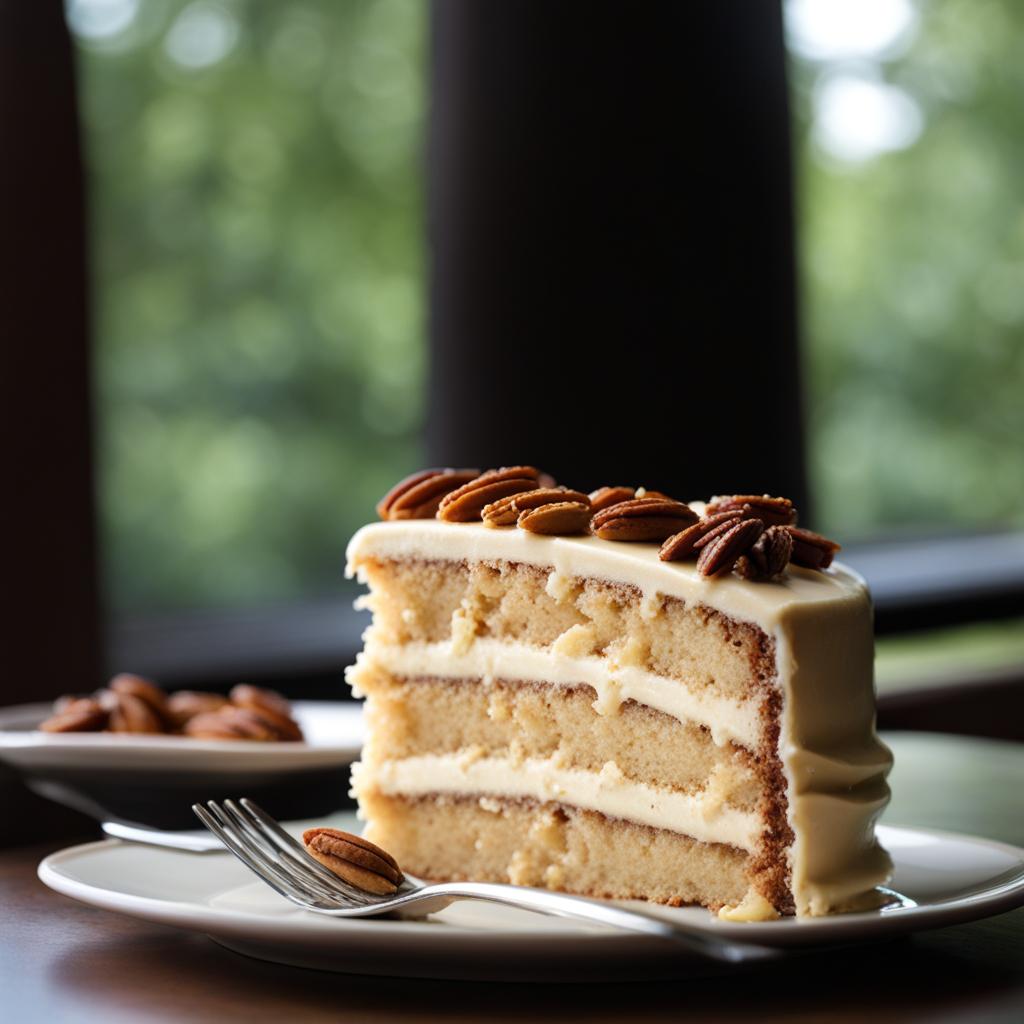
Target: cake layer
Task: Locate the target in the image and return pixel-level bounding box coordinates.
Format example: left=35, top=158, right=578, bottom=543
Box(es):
left=355, top=555, right=772, bottom=700
left=352, top=752, right=761, bottom=851
left=358, top=791, right=753, bottom=910
left=348, top=520, right=894, bottom=917
left=352, top=639, right=762, bottom=747
left=353, top=671, right=762, bottom=809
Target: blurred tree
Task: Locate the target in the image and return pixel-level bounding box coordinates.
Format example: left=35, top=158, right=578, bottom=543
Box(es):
left=73, top=0, right=425, bottom=611
left=788, top=0, right=1024, bottom=539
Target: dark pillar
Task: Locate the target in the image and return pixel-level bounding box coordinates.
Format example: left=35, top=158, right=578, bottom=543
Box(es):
left=0, top=0, right=102, bottom=703
left=427, top=1, right=807, bottom=510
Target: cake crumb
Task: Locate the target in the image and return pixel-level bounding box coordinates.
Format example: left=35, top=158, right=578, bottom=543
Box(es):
left=545, top=571, right=575, bottom=604
left=591, top=677, right=623, bottom=716
left=552, top=624, right=597, bottom=658
left=639, top=590, right=663, bottom=621
left=478, top=797, right=503, bottom=814
left=400, top=607, right=418, bottom=625
left=450, top=603, right=478, bottom=655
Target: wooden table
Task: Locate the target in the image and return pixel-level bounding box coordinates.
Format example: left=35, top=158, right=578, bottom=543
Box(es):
left=5, top=732, right=1023, bottom=1023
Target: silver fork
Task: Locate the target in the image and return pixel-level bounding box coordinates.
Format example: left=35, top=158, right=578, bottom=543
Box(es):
left=192, top=798, right=778, bottom=963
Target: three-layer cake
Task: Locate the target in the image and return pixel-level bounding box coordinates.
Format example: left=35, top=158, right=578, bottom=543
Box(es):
left=346, top=468, right=892, bottom=919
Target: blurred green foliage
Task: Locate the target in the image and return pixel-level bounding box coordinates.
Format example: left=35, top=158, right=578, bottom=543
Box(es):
left=76, top=0, right=1023, bottom=613
left=789, top=0, right=1024, bottom=538
left=75, top=0, right=425, bottom=612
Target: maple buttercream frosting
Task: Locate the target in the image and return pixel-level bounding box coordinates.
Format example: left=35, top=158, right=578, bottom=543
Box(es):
left=345, top=468, right=893, bottom=918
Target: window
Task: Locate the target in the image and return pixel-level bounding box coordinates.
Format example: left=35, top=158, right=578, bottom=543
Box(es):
left=786, top=0, right=1024, bottom=540
left=69, top=0, right=426, bottom=614
left=62, top=0, right=1022, bottom=704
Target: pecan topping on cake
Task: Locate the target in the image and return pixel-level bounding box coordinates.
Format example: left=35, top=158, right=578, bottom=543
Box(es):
left=591, top=497, right=699, bottom=542
left=696, top=519, right=765, bottom=577
left=482, top=487, right=590, bottom=527
left=705, top=494, right=797, bottom=527
left=785, top=526, right=841, bottom=570
left=437, top=466, right=541, bottom=522
left=518, top=501, right=592, bottom=535
left=377, top=468, right=480, bottom=521
left=375, top=467, right=841, bottom=581
left=302, top=827, right=404, bottom=895
left=736, top=525, right=794, bottom=581
left=588, top=486, right=637, bottom=512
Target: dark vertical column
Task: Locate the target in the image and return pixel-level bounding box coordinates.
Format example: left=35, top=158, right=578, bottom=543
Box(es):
left=0, top=1, right=102, bottom=703
left=427, top=0, right=807, bottom=509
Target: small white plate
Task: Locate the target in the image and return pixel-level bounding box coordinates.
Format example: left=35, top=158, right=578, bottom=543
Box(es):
left=0, top=701, right=363, bottom=773
left=37, top=819, right=1024, bottom=982
left=0, top=702, right=364, bottom=828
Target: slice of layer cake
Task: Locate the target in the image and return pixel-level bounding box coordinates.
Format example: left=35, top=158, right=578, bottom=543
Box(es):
left=346, top=469, right=893, bottom=919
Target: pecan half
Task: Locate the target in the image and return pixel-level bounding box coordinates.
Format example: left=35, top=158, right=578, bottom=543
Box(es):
left=658, top=512, right=741, bottom=562
left=696, top=519, right=765, bottom=577
left=518, top=501, right=592, bottom=535
left=184, top=705, right=280, bottom=741
left=39, top=697, right=108, bottom=733
left=588, top=486, right=636, bottom=512
left=705, top=494, right=797, bottom=527
left=785, top=526, right=841, bottom=570
left=165, top=690, right=230, bottom=730
left=230, top=684, right=304, bottom=741
left=736, top=525, right=793, bottom=581
left=109, top=673, right=167, bottom=719
left=377, top=468, right=480, bottom=520
left=303, top=827, right=404, bottom=895
left=591, top=498, right=699, bottom=542
left=437, top=466, right=540, bottom=522
left=482, top=487, right=590, bottom=527
left=98, top=689, right=165, bottom=734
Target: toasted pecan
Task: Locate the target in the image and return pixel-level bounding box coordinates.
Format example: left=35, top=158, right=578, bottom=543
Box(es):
left=696, top=518, right=765, bottom=577
left=588, top=486, right=636, bottom=513
left=736, top=525, right=793, bottom=581
left=437, top=466, right=540, bottom=522
left=184, top=705, right=280, bottom=741
left=377, top=468, right=480, bottom=520
left=39, top=697, right=108, bottom=733
left=591, top=497, right=699, bottom=542
left=165, top=690, right=230, bottom=730
left=230, top=684, right=304, bottom=741
left=518, top=501, right=592, bottom=535
left=482, top=487, right=590, bottom=527
left=705, top=494, right=797, bottom=527
left=98, top=689, right=165, bottom=734
left=303, top=827, right=404, bottom=895
left=785, top=525, right=841, bottom=570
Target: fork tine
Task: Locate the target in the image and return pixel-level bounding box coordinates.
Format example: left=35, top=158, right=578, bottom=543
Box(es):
left=236, top=799, right=377, bottom=904
left=220, top=800, right=356, bottom=905
left=203, top=801, right=327, bottom=907
left=192, top=804, right=316, bottom=908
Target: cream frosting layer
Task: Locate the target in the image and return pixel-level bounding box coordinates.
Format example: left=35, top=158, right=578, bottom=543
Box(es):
left=352, top=754, right=761, bottom=852
left=349, top=639, right=761, bottom=747
left=347, top=519, right=894, bottom=917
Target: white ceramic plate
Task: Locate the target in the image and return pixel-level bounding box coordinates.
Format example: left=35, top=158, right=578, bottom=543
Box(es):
left=0, top=702, right=364, bottom=828
left=0, top=701, right=363, bottom=773
left=37, top=818, right=1024, bottom=982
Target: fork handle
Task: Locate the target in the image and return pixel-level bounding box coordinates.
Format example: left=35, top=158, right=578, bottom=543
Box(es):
left=391, top=882, right=777, bottom=964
